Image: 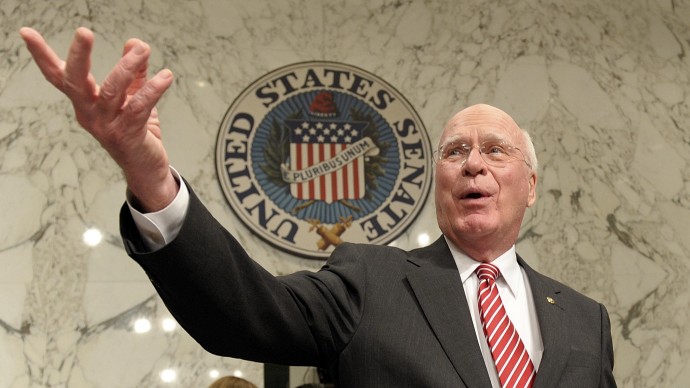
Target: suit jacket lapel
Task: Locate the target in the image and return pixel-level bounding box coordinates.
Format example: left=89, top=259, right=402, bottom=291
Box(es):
left=518, top=256, right=571, bottom=388
left=405, top=237, right=492, bottom=388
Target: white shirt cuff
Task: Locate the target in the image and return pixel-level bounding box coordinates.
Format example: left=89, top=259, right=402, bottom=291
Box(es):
left=126, top=167, right=190, bottom=251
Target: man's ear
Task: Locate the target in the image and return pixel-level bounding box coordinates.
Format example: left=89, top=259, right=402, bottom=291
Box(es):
left=527, top=173, right=537, bottom=207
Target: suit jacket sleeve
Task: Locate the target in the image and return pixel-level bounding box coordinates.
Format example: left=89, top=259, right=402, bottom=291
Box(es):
left=119, top=186, right=364, bottom=366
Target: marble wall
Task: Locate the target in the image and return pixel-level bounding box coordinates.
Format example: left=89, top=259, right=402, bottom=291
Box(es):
left=1, top=0, right=688, bottom=386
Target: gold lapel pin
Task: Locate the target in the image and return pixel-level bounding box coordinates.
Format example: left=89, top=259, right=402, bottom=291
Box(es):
left=546, top=297, right=556, bottom=305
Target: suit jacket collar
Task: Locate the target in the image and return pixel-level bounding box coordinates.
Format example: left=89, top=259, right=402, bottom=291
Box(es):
left=405, top=237, right=493, bottom=388
left=405, top=237, right=571, bottom=388
left=517, top=256, right=571, bottom=388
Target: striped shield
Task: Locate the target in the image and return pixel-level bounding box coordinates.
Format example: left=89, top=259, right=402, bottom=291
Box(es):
left=284, top=119, right=371, bottom=203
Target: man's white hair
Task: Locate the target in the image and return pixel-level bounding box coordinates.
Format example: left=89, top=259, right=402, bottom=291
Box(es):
left=520, top=128, right=538, bottom=172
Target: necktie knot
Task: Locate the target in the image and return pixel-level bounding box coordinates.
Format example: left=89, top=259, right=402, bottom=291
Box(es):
left=476, top=263, right=500, bottom=283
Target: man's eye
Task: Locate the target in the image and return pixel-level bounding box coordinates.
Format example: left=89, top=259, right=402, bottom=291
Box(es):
left=445, top=146, right=467, bottom=158
left=486, top=145, right=507, bottom=154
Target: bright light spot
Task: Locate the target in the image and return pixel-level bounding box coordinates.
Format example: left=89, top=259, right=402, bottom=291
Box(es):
left=161, top=318, right=177, bottom=332
left=196, top=80, right=207, bottom=88
left=160, top=368, right=177, bottom=383
left=209, top=369, right=220, bottom=379
left=133, top=318, right=151, bottom=333
left=82, top=228, right=103, bottom=247
left=233, top=370, right=243, bottom=378
left=417, top=233, right=430, bottom=246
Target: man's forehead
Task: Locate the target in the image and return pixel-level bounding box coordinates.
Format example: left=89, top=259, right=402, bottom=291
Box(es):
left=441, top=120, right=520, bottom=144
left=442, top=105, right=521, bottom=140
left=441, top=131, right=510, bottom=145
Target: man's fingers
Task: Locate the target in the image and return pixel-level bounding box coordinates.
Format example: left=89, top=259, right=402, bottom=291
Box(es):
left=123, top=39, right=148, bottom=95
left=98, top=41, right=151, bottom=121
left=63, top=28, right=97, bottom=100
left=19, top=27, right=67, bottom=89
left=21, top=27, right=173, bottom=159
left=122, top=69, right=174, bottom=132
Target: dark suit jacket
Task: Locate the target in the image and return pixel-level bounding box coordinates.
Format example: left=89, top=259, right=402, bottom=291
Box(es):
left=120, top=188, right=616, bottom=387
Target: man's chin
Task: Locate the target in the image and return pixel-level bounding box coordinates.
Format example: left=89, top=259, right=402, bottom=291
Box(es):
left=445, top=218, right=496, bottom=239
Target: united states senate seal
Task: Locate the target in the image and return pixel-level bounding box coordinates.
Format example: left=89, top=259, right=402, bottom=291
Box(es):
left=215, top=61, right=432, bottom=259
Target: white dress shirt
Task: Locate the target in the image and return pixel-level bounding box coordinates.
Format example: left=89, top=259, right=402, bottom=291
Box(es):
left=127, top=170, right=544, bottom=387
left=126, top=167, right=189, bottom=251
left=446, top=238, right=544, bottom=388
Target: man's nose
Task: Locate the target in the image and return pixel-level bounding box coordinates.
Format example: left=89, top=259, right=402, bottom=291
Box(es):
left=462, top=147, right=487, bottom=176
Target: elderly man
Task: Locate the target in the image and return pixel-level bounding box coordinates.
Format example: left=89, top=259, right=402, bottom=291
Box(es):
left=21, top=27, right=616, bottom=388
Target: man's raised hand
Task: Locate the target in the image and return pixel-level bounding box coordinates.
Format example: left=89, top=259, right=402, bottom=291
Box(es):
left=20, top=27, right=179, bottom=212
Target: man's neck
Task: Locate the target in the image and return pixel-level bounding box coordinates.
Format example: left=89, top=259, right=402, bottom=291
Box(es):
left=443, top=234, right=514, bottom=263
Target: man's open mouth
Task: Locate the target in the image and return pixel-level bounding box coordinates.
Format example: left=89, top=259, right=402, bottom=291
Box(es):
left=464, top=192, right=484, bottom=199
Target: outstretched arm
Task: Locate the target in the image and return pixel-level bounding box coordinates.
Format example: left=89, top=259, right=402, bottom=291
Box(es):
left=20, top=27, right=178, bottom=212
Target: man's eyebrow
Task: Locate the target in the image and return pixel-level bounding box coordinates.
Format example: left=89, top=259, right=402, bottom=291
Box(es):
left=439, top=133, right=511, bottom=147
left=480, top=133, right=511, bottom=143
left=439, top=135, right=469, bottom=146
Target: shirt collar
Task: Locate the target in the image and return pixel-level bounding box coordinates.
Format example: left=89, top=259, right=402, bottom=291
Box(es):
left=444, top=236, right=522, bottom=298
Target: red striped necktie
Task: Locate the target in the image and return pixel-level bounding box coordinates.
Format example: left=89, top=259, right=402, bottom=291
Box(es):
left=476, top=263, right=536, bottom=388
